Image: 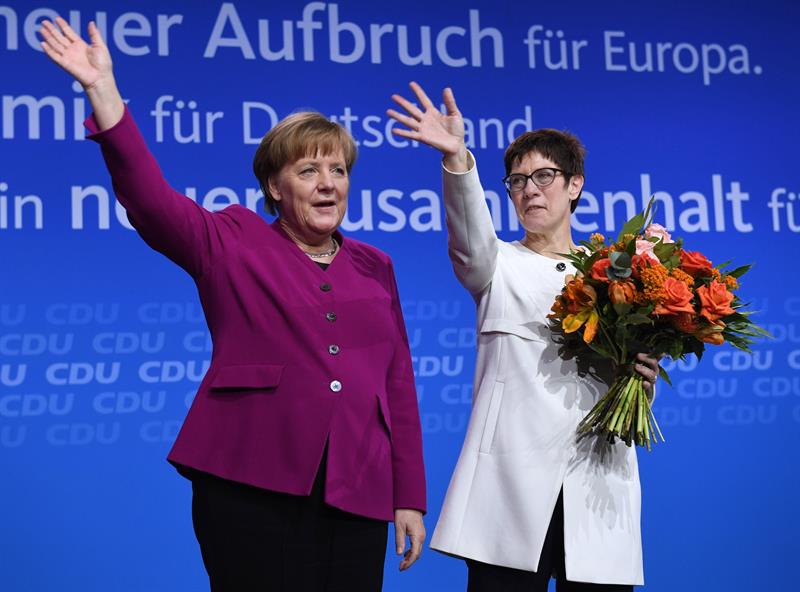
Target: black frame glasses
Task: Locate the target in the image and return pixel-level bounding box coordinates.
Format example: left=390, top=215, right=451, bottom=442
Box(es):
left=502, top=168, right=568, bottom=193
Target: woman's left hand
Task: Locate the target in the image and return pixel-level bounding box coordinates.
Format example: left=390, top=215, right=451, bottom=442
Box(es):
left=634, top=352, right=660, bottom=396
left=394, top=508, right=426, bottom=571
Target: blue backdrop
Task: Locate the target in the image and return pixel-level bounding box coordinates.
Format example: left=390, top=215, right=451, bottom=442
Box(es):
left=2, top=1, right=798, bottom=590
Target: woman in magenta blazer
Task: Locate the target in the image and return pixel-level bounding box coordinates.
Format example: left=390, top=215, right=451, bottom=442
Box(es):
left=40, top=17, right=425, bottom=592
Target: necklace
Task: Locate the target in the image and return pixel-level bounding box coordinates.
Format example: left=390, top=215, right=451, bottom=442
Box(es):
left=520, top=237, right=572, bottom=271
left=304, top=238, right=338, bottom=259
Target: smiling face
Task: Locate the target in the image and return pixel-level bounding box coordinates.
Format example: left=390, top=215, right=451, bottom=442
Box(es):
left=508, top=150, right=583, bottom=237
left=268, top=151, right=349, bottom=243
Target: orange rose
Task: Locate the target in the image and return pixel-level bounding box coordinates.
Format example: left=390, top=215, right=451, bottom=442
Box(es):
left=653, top=277, right=696, bottom=315
left=671, top=312, right=699, bottom=334
left=609, top=280, right=636, bottom=305
left=680, top=250, right=713, bottom=277
left=590, top=258, right=612, bottom=282
left=697, top=280, right=735, bottom=322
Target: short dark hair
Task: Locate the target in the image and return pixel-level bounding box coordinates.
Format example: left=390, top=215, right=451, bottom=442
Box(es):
left=503, top=129, right=586, bottom=212
left=253, top=112, right=357, bottom=215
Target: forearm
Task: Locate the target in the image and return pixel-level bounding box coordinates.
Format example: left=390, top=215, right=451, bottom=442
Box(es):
left=87, top=107, right=218, bottom=276
left=388, top=382, right=426, bottom=512
left=386, top=348, right=426, bottom=511
left=442, top=152, right=499, bottom=294
left=386, top=265, right=426, bottom=512
left=442, top=143, right=470, bottom=173
left=87, top=107, right=178, bottom=214
left=84, top=79, right=125, bottom=131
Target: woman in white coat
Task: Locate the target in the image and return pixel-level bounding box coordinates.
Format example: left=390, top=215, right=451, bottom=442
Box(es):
left=388, top=83, right=660, bottom=591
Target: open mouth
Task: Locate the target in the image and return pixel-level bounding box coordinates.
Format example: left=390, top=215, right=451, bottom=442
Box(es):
left=313, top=200, right=337, bottom=210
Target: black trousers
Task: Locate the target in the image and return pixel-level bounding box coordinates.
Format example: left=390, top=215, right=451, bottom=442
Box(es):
left=466, top=491, right=634, bottom=592
left=190, top=450, right=388, bottom=592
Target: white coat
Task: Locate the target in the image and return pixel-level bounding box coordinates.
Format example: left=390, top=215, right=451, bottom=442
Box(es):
left=429, top=156, right=644, bottom=586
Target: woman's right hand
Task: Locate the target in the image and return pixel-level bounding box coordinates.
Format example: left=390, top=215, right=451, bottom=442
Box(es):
left=40, top=17, right=123, bottom=130
left=388, top=82, right=469, bottom=172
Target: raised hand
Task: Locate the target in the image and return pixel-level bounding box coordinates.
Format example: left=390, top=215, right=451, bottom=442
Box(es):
left=388, top=82, right=468, bottom=170
left=40, top=17, right=112, bottom=90
left=39, top=17, right=123, bottom=130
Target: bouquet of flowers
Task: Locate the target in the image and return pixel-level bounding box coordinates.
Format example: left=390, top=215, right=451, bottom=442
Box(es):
left=547, top=202, right=769, bottom=449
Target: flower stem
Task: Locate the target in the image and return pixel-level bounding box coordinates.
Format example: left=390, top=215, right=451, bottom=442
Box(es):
left=577, top=371, right=663, bottom=449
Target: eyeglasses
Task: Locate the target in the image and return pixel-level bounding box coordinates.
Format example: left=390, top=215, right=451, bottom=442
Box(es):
left=502, top=168, right=568, bottom=193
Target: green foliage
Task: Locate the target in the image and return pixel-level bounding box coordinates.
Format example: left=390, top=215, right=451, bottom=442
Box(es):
left=622, top=313, right=653, bottom=326
left=613, top=303, right=632, bottom=316
left=546, top=195, right=769, bottom=448
left=653, top=242, right=677, bottom=261
left=727, top=264, right=753, bottom=279
left=616, top=201, right=652, bottom=242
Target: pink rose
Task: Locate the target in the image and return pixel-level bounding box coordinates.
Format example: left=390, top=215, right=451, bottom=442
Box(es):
left=644, top=223, right=673, bottom=244
left=635, top=239, right=660, bottom=264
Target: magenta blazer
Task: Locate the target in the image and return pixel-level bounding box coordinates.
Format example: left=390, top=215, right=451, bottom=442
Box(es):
left=86, top=108, right=426, bottom=520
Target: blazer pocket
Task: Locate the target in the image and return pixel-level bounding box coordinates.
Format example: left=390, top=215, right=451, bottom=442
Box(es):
left=209, top=363, right=284, bottom=391
left=376, top=393, right=393, bottom=438
left=479, top=318, right=546, bottom=342
left=479, top=381, right=504, bottom=454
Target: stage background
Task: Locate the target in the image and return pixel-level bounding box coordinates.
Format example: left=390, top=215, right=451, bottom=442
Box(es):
left=2, top=1, right=798, bottom=590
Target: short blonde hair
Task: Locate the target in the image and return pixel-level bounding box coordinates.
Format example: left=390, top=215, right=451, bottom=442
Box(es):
left=252, top=112, right=358, bottom=215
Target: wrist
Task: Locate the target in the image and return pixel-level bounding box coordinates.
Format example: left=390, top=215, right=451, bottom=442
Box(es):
left=442, top=145, right=469, bottom=172
left=84, top=77, right=120, bottom=102
left=84, top=78, right=125, bottom=130
left=394, top=508, right=423, bottom=516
